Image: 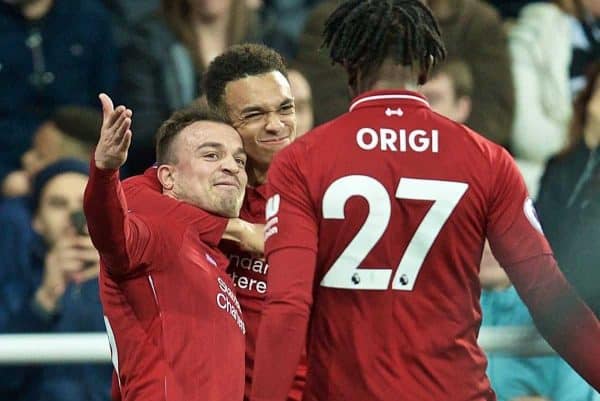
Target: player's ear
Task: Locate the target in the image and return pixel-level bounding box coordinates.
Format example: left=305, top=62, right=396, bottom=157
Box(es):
left=157, top=164, right=176, bottom=191
left=418, top=55, right=435, bottom=85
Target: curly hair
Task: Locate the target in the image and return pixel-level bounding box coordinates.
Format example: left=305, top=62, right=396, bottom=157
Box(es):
left=203, top=43, right=288, bottom=113
left=322, top=0, right=446, bottom=90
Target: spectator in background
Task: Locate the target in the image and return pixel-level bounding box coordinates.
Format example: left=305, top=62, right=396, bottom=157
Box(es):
left=293, top=1, right=350, bottom=127
left=294, top=0, right=514, bottom=147
left=509, top=0, right=600, bottom=196
left=427, top=0, right=514, bottom=147
left=480, top=265, right=598, bottom=401
left=101, top=0, right=160, bottom=48
left=288, top=68, right=314, bottom=136
left=0, top=159, right=110, bottom=401
left=2, top=106, right=100, bottom=198
left=420, top=59, right=473, bottom=125
left=484, top=0, right=537, bottom=19
left=537, top=63, right=600, bottom=317
left=118, top=0, right=262, bottom=175
left=0, top=0, right=117, bottom=183
left=0, top=107, right=101, bottom=293
left=259, top=0, right=324, bottom=57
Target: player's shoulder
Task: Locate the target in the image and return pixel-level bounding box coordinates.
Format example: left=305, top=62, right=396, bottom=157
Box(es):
left=279, top=112, right=352, bottom=157
left=435, top=111, right=509, bottom=165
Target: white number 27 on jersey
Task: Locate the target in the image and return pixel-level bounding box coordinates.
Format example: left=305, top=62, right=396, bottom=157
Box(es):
left=321, top=176, right=468, bottom=291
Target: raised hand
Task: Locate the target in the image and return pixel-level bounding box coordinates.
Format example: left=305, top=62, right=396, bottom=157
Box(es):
left=95, top=93, right=133, bottom=170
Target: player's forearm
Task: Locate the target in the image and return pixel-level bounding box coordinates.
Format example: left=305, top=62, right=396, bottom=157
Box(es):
left=506, top=254, right=600, bottom=389
left=251, top=248, right=315, bottom=401
left=83, top=161, right=133, bottom=273
left=251, top=308, right=309, bottom=401
left=224, top=218, right=264, bottom=254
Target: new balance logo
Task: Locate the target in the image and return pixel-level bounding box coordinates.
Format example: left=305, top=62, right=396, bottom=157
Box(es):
left=385, top=107, right=404, bottom=117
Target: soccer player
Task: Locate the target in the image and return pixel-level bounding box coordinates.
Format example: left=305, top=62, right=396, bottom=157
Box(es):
left=84, top=95, right=247, bottom=401
left=250, top=1, right=600, bottom=401
left=123, top=44, right=306, bottom=401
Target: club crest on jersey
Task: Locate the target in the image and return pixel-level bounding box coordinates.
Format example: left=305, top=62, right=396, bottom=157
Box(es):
left=523, top=197, right=543, bottom=234
left=356, top=127, right=439, bottom=153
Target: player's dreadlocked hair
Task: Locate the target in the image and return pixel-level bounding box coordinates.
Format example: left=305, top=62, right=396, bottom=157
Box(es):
left=322, top=0, right=446, bottom=88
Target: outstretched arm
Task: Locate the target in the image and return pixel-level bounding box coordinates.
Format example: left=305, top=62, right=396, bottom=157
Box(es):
left=487, top=148, right=600, bottom=389
left=84, top=94, right=152, bottom=276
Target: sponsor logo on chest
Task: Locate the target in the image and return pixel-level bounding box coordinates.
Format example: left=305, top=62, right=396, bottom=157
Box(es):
left=228, top=253, right=269, bottom=295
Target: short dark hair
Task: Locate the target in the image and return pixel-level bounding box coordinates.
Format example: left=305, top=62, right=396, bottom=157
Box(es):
left=155, top=105, right=229, bottom=164
left=204, top=43, right=288, bottom=112
left=322, top=0, right=446, bottom=89
left=31, top=158, right=90, bottom=213
left=50, top=106, right=102, bottom=147
left=430, top=59, right=473, bottom=99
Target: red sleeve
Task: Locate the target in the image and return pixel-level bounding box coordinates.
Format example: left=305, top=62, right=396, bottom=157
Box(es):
left=264, top=146, right=318, bottom=256
left=486, top=147, right=552, bottom=265
left=505, top=254, right=600, bottom=389
left=122, top=167, right=228, bottom=246
left=251, top=147, right=318, bottom=401
left=111, top=371, right=121, bottom=401
left=250, top=248, right=316, bottom=401
left=83, top=161, right=154, bottom=276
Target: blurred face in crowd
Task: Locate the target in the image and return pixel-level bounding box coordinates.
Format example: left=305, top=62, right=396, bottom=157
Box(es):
left=420, top=72, right=471, bottom=123
left=22, top=122, right=64, bottom=177
left=288, top=69, right=314, bottom=137
left=581, top=0, right=600, bottom=16
left=225, top=71, right=297, bottom=169
left=587, top=79, right=600, bottom=120
left=161, top=121, right=247, bottom=218
left=33, top=173, right=88, bottom=246
left=191, top=0, right=231, bottom=20
left=585, top=79, right=600, bottom=146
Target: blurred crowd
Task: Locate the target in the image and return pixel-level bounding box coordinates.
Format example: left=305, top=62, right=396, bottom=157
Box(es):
left=0, top=0, right=598, bottom=400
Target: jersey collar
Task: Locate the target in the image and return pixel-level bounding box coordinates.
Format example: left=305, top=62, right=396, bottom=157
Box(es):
left=349, top=90, right=430, bottom=112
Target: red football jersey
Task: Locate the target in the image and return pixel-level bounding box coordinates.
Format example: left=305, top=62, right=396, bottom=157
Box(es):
left=221, top=184, right=307, bottom=401
left=124, top=168, right=306, bottom=401
left=255, top=90, right=557, bottom=401
left=84, top=163, right=245, bottom=401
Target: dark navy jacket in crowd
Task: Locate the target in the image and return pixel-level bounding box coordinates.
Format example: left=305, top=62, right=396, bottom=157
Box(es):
left=0, top=0, right=117, bottom=181
left=0, top=197, right=111, bottom=401
left=537, top=142, right=600, bottom=317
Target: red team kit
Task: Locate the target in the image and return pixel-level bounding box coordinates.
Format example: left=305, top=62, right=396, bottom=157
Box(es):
left=113, top=167, right=305, bottom=401
left=86, top=90, right=600, bottom=401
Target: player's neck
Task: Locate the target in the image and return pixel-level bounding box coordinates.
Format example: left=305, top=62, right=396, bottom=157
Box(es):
left=247, top=164, right=267, bottom=187
left=351, top=63, right=421, bottom=98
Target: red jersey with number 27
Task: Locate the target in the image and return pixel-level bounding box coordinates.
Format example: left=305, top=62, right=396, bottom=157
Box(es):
left=260, top=90, right=555, bottom=401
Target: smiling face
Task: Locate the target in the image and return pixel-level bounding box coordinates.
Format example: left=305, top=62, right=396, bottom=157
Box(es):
left=161, top=121, right=248, bottom=218
left=224, top=71, right=297, bottom=171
